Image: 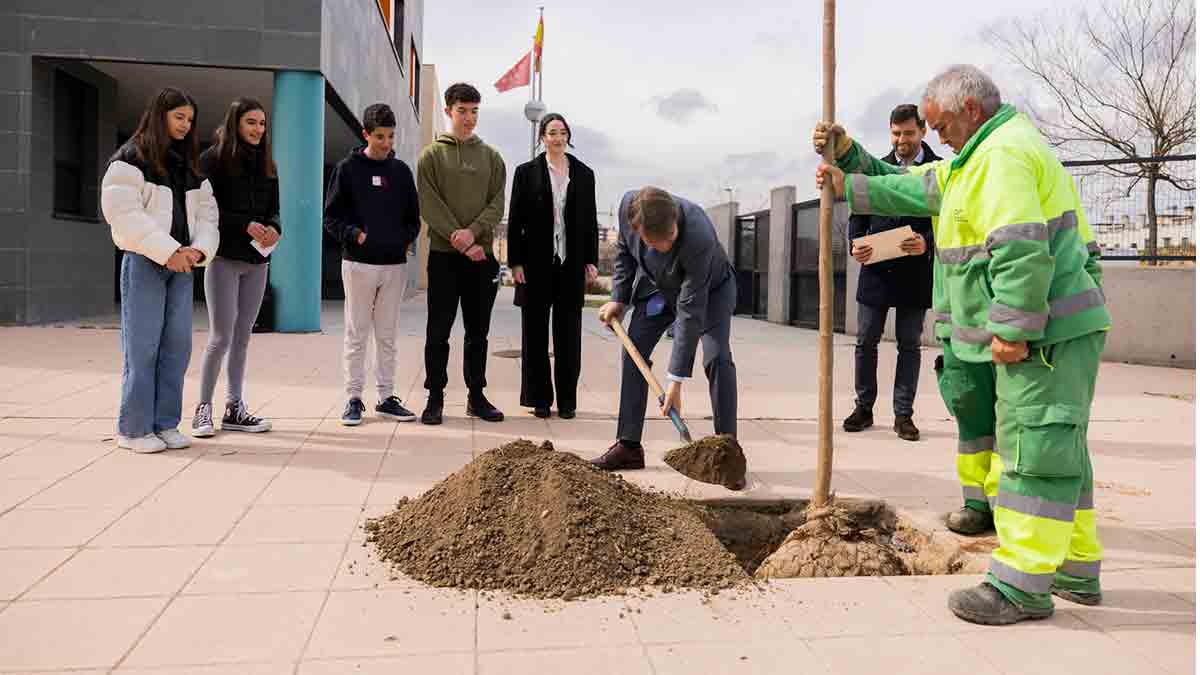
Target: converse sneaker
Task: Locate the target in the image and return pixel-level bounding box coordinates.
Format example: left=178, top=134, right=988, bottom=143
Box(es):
left=192, top=403, right=216, bottom=438
left=155, top=428, right=191, bottom=450
left=375, top=396, right=416, bottom=422
left=118, top=433, right=167, bottom=454
left=341, top=398, right=366, bottom=426
left=222, top=400, right=272, bottom=433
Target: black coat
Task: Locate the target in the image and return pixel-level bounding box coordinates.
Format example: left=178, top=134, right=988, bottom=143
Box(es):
left=848, top=141, right=939, bottom=308
left=507, top=153, right=599, bottom=308
left=198, top=146, right=281, bottom=264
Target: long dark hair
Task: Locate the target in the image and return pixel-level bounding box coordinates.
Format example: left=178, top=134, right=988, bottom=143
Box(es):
left=537, top=112, right=574, bottom=150
left=129, top=87, right=199, bottom=178
left=212, top=98, right=277, bottom=178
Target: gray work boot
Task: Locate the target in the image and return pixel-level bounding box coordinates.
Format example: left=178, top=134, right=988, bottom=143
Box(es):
left=1052, top=586, right=1102, bottom=606
left=947, top=507, right=994, bottom=535
left=948, top=583, right=1054, bottom=625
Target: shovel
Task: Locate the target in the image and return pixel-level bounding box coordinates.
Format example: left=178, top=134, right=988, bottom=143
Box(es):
left=608, top=319, right=693, bottom=443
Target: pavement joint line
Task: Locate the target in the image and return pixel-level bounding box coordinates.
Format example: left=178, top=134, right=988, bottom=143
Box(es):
left=108, top=413, right=328, bottom=672
left=293, top=395, right=406, bottom=674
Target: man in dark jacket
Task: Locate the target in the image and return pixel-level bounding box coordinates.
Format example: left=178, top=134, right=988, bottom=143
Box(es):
left=323, top=103, right=422, bottom=427
left=843, top=104, right=940, bottom=441
left=593, top=187, right=737, bottom=471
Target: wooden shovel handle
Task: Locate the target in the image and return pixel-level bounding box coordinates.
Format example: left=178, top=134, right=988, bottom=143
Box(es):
left=609, top=319, right=666, bottom=400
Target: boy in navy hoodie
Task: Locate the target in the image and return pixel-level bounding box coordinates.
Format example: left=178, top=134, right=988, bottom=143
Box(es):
left=323, top=103, right=421, bottom=426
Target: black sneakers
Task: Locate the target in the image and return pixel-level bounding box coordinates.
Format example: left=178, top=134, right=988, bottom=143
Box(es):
left=341, top=398, right=366, bottom=426
left=223, top=400, right=271, bottom=433
left=843, top=404, right=874, bottom=432
left=894, top=415, right=920, bottom=441
left=375, top=396, right=416, bottom=422
left=467, top=393, right=504, bottom=423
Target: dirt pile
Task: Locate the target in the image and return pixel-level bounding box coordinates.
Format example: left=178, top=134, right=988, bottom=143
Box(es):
left=664, top=435, right=747, bottom=490
left=364, top=440, right=749, bottom=599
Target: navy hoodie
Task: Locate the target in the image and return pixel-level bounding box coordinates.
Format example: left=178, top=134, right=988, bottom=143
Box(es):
left=323, top=147, right=421, bottom=265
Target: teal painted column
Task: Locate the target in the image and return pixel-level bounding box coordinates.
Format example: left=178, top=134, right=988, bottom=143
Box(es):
left=270, top=70, right=325, bottom=332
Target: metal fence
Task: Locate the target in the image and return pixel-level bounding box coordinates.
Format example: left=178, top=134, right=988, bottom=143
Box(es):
left=1063, top=154, right=1195, bottom=262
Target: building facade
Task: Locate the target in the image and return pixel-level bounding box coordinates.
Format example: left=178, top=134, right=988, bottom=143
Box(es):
left=0, top=0, right=425, bottom=328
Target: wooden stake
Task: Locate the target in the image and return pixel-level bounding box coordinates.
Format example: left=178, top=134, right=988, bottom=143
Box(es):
left=813, top=0, right=836, bottom=508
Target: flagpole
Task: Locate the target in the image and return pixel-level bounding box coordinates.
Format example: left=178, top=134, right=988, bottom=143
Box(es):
left=537, top=6, right=544, bottom=103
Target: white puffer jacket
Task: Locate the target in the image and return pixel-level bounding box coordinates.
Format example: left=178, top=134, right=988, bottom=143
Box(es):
left=101, top=146, right=219, bottom=267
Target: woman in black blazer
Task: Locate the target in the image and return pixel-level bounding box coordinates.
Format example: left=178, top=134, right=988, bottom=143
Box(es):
left=507, top=113, right=599, bottom=419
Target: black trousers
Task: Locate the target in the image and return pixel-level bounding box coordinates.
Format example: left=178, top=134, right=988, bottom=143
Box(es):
left=854, top=302, right=925, bottom=417
left=519, top=262, right=583, bottom=412
left=423, top=251, right=500, bottom=394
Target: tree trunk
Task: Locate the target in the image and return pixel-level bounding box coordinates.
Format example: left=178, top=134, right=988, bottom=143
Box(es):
left=1146, top=169, right=1159, bottom=266
left=813, top=0, right=836, bottom=508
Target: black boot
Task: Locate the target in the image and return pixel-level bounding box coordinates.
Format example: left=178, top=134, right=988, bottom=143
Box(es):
left=421, top=392, right=444, bottom=426
left=467, top=392, right=504, bottom=423
left=948, top=582, right=1053, bottom=625
left=843, top=404, right=874, bottom=432
left=947, top=507, right=994, bottom=535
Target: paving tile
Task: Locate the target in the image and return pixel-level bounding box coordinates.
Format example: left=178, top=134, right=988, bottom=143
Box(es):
left=185, top=542, right=344, bottom=594
left=1104, top=623, right=1195, bottom=674
left=805, top=634, right=1001, bottom=675
left=0, top=507, right=124, bottom=548
left=26, top=546, right=211, bottom=599
left=0, top=477, right=55, bottom=512
left=225, top=504, right=361, bottom=544
left=882, top=574, right=1090, bottom=635
left=766, top=577, right=939, bottom=638
left=978, top=618, right=1170, bottom=675
left=304, top=588, right=475, bottom=658
left=0, top=547, right=75, bottom=600
left=476, top=595, right=638, bottom=650
left=123, top=592, right=325, bottom=667
left=331, top=539, right=424, bottom=591
left=0, top=597, right=167, bottom=670
left=117, top=663, right=295, bottom=674
left=91, top=498, right=247, bottom=547
left=481, top=646, right=654, bottom=674
left=299, top=653, right=474, bottom=674
left=626, top=587, right=802, bottom=645
left=646, top=640, right=822, bottom=675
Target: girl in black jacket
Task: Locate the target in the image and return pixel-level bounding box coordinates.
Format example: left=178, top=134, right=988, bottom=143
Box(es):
left=507, top=113, right=600, bottom=419
left=192, top=98, right=280, bottom=438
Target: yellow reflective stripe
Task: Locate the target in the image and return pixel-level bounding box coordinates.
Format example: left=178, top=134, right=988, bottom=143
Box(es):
left=1049, top=288, right=1106, bottom=319
left=989, top=557, right=1054, bottom=594
left=849, top=174, right=871, bottom=213
left=989, top=302, right=1049, bottom=332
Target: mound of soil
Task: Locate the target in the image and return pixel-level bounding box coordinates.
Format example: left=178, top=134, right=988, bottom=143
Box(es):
left=664, top=435, right=747, bottom=490
left=365, top=440, right=749, bottom=600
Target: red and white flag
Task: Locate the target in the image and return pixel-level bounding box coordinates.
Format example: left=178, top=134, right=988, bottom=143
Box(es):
left=494, top=50, right=532, bottom=93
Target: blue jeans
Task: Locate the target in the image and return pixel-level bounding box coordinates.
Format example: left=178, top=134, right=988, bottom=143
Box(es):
left=119, top=253, right=194, bottom=437
left=854, top=303, right=925, bottom=417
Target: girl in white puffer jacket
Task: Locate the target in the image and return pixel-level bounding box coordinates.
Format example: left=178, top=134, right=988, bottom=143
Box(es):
left=100, top=87, right=218, bottom=454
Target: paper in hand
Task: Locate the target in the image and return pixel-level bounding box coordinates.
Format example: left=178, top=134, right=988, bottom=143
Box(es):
left=852, top=225, right=916, bottom=265
left=251, top=239, right=278, bottom=257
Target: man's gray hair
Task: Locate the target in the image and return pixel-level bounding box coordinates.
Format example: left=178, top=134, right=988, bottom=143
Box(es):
left=923, top=65, right=1002, bottom=116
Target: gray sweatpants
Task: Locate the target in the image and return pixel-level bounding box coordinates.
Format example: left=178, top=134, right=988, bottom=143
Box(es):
left=342, top=260, right=410, bottom=400
left=200, top=256, right=268, bottom=405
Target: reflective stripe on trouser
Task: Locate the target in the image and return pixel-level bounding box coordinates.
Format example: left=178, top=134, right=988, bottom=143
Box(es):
left=936, top=341, right=997, bottom=511
left=986, top=332, right=1106, bottom=611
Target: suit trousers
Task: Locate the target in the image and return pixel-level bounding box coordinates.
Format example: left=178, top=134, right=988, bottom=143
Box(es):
left=616, top=278, right=737, bottom=444
left=519, top=262, right=583, bottom=412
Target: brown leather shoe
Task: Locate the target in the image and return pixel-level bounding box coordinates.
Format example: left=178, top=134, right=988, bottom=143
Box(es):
left=590, top=441, right=645, bottom=471
left=894, top=415, right=920, bottom=441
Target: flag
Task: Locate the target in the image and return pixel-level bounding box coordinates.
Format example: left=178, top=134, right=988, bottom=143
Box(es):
left=495, top=50, right=532, bottom=93
left=533, top=16, right=544, bottom=73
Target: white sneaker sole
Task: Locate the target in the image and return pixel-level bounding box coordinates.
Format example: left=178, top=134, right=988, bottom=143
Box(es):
left=340, top=417, right=363, bottom=427
left=376, top=411, right=417, bottom=422
left=192, top=426, right=216, bottom=438
left=117, top=437, right=167, bottom=454
left=222, top=422, right=272, bottom=433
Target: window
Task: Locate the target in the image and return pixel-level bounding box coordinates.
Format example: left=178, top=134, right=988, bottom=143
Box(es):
left=409, top=40, right=421, bottom=114
left=393, top=1, right=406, bottom=69
left=53, top=69, right=98, bottom=219
left=1163, top=237, right=1173, bottom=248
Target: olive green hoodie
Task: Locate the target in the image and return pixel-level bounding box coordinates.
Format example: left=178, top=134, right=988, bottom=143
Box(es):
left=417, top=133, right=506, bottom=254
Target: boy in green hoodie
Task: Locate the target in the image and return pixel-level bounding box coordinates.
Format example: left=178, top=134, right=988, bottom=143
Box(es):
left=417, top=83, right=507, bottom=425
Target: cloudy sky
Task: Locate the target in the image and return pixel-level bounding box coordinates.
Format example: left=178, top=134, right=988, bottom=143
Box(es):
left=423, top=0, right=1095, bottom=222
